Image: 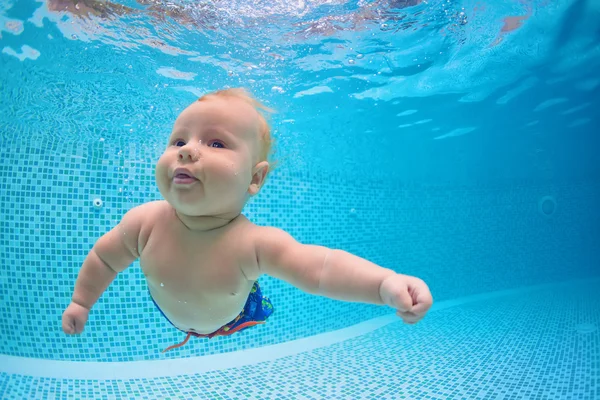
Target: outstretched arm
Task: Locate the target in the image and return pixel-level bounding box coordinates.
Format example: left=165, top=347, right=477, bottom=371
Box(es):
left=254, top=227, right=433, bottom=323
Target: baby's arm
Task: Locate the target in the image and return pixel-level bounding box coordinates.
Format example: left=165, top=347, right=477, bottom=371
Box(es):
left=62, top=204, right=147, bottom=334
left=255, top=227, right=433, bottom=323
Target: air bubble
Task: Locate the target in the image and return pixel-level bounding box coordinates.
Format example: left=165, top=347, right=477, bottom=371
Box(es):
left=348, top=59, right=355, bottom=65
left=356, top=54, right=364, bottom=59
left=160, top=282, right=165, bottom=287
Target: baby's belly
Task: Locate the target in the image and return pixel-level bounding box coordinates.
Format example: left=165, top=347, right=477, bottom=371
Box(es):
left=149, top=284, right=252, bottom=334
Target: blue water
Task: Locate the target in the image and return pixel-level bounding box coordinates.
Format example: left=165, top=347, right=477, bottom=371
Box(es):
left=1, top=0, right=599, bottom=398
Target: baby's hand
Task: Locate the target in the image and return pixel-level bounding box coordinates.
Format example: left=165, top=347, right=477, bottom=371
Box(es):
left=379, top=274, right=433, bottom=324
left=62, top=302, right=90, bottom=334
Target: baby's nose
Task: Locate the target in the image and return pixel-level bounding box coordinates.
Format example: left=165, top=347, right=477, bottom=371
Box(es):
left=178, top=145, right=199, bottom=161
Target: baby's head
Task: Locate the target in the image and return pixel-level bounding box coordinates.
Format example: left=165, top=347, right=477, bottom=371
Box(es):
left=155, top=88, right=275, bottom=220
left=199, top=88, right=275, bottom=170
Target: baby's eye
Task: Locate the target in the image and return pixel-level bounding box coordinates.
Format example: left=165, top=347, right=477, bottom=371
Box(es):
left=209, top=141, right=225, bottom=149
left=173, top=139, right=186, bottom=147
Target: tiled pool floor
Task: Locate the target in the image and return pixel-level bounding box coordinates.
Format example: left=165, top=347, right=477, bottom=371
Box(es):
left=1, top=278, right=598, bottom=399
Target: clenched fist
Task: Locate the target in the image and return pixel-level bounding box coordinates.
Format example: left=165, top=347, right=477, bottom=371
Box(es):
left=62, top=302, right=90, bottom=335
left=380, top=274, right=433, bottom=324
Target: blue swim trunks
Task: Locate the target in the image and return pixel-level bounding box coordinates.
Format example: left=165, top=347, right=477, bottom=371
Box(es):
left=152, top=281, right=274, bottom=352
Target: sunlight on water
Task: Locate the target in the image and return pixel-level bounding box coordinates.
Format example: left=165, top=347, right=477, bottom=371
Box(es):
left=1, top=0, right=599, bottom=181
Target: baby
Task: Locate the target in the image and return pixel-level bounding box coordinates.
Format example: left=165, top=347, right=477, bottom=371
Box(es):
left=61, top=88, right=433, bottom=352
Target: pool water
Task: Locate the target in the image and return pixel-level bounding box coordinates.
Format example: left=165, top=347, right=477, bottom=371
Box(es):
left=1, top=0, right=599, bottom=399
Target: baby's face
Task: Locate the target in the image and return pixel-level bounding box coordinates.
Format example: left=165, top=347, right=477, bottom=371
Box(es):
left=155, top=97, right=266, bottom=218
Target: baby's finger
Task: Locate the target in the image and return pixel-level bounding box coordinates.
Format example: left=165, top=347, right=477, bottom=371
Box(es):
left=396, top=310, right=421, bottom=324
left=393, top=289, right=414, bottom=312
left=62, top=319, right=74, bottom=335
left=411, top=301, right=432, bottom=315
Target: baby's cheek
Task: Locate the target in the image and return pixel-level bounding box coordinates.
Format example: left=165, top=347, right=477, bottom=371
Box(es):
left=154, top=162, right=171, bottom=193
left=155, top=156, right=170, bottom=177
left=213, top=160, right=241, bottom=179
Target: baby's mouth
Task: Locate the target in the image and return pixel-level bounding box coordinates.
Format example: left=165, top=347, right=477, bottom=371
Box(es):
left=173, top=170, right=198, bottom=184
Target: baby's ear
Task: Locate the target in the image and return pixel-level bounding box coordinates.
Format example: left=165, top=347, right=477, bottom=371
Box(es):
left=248, top=161, right=269, bottom=195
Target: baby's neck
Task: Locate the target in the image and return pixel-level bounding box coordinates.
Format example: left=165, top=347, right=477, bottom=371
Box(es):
left=173, top=209, right=241, bottom=232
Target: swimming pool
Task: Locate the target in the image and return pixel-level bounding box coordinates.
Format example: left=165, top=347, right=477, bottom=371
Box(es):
left=1, top=0, right=599, bottom=398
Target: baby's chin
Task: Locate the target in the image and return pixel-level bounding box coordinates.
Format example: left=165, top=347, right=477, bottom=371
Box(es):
left=170, top=201, right=228, bottom=219
left=170, top=202, right=207, bottom=217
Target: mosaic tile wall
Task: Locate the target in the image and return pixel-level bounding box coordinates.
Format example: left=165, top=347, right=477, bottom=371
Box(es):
left=1, top=135, right=599, bottom=362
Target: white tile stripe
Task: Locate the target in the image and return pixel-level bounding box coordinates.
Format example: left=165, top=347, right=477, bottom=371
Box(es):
left=1, top=277, right=597, bottom=380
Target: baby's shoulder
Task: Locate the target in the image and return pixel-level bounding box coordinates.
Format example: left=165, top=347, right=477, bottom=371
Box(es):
left=122, top=200, right=171, bottom=226
left=231, top=216, right=279, bottom=254
left=126, top=200, right=169, bottom=215
left=234, top=215, right=262, bottom=237
left=235, top=218, right=283, bottom=252
left=141, top=200, right=171, bottom=214
left=121, top=201, right=171, bottom=247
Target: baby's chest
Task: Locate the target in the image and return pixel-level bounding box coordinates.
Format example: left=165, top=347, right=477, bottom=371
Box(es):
left=139, top=235, right=249, bottom=295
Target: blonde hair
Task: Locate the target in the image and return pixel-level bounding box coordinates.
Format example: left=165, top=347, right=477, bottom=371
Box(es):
left=198, top=88, right=277, bottom=181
